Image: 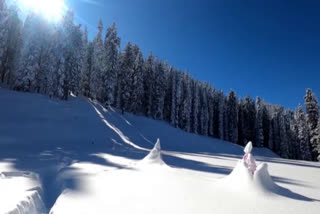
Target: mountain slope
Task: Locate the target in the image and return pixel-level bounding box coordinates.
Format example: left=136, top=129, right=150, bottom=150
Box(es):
left=0, top=88, right=319, bottom=214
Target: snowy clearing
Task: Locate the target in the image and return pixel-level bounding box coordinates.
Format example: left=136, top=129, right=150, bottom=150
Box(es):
left=0, top=88, right=319, bottom=214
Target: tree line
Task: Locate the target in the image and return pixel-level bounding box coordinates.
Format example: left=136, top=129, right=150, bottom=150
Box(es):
left=0, top=1, right=319, bottom=161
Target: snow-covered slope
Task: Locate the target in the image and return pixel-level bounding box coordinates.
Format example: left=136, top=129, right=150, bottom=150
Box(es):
left=0, top=88, right=319, bottom=214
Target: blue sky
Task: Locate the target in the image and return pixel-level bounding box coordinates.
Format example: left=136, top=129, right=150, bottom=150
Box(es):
left=13, top=0, right=320, bottom=109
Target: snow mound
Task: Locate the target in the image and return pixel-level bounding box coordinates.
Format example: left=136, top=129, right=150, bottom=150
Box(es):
left=140, top=139, right=166, bottom=165
left=253, top=163, right=278, bottom=193
left=217, top=160, right=280, bottom=195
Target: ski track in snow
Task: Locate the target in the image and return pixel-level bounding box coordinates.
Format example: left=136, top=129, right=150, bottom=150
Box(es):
left=0, top=88, right=319, bottom=214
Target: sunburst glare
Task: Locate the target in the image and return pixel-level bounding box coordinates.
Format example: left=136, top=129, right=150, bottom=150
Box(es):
left=18, top=0, right=66, bottom=21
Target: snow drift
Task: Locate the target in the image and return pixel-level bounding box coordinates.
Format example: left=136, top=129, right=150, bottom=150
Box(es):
left=217, top=143, right=294, bottom=197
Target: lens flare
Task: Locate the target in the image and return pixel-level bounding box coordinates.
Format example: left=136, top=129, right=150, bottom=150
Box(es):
left=19, top=0, right=66, bottom=21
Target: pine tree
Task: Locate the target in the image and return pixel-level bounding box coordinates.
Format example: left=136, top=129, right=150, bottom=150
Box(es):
left=79, top=26, right=90, bottom=96
left=284, top=110, right=297, bottom=159
left=237, top=99, right=245, bottom=145
left=174, top=70, right=183, bottom=127
left=90, top=20, right=104, bottom=100
left=223, top=96, right=229, bottom=141
left=163, top=67, right=173, bottom=122
left=117, top=42, right=135, bottom=112
left=14, top=14, right=45, bottom=92
left=295, top=105, right=312, bottom=161
left=270, top=107, right=281, bottom=155
left=255, top=97, right=264, bottom=147
left=278, top=108, right=289, bottom=159
left=170, top=68, right=177, bottom=125
left=0, top=0, right=9, bottom=83
left=314, top=120, right=320, bottom=161
left=0, top=2, right=21, bottom=85
left=226, top=90, right=238, bottom=144
left=199, top=83, right=209, bottom=136
left=217, top=91, right=225, bottom=139
left=208, top=86, right=215, bottom=136
left=262, top=104, right=271, bottom=148
left=143, top=53, right=155, bottom=117
left=181, top=71, right=192, bottom=132
left=131, top=46, right=144, bottom=114
left=191, top=79, right=200, bottom=133
left=243, top=95, right=256, bottom=144
left=290, top=116, right=300, bottom=160
left=152, top=59, right=168, bottom=120
left=52, top=26, right=66, bottom=99
left=61, top=12, right=82, bottom=98
left=304, top=89, right=320, bottom=160
left=103, top=22, right=120, bottom=106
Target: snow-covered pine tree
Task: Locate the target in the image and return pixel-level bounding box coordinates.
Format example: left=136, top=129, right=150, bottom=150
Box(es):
left=163, top=66, right=173, bottom=122
left=152, top=59, right=168, bottom=120
left=295, top=104, right=312, bottom=161
left=191, top=79, right=200, bottom=133
left=217, top=90, right=225, bottom=139
left=103, top=22, right=120, bottom=107
left=315, top=120, right=320, bottom=161
left=14, top=14, right=44, bottom=92
left=34, top=16, right=55, bottom=94
left=0, top=0, right=9, bottom=83
left=304, top=89, right=320, bottom=160
left=278, top=108, right=289, bottom=159
left=268, top=117, right=275, bottom=151
left=90, top=20, right=104, bottom=100
left=199, top=83, right=209, bottom=136
left=174, top=70, right=183, bottom=127
left=170, top=68, right=177, bottom=125
left=222, top=97, right=229, bottom=142
left=237, top=99, right=245, bottom=145
left=284, top=110, right=297, bottom=159
left=143, top=53, right=155, bottom=117
left=208, top=86, right=215, bottom=136
left=262, top=103, right=271, bottom=148
left=79, top=26, right=90, bottom=96
left=46, top=24, right=66, bottom=99
left=290, top=116, right=300, bottom=159
left=255, top=97, right=264, bottom=147
left=131, top=45, right=144, bottom=114
left=243, top=95, right=256, bottom=144
left=0, top=2, right=21, bottom=85
left=70, top=25, right=83, bottom=96
left=226, top=90, right=238, bottom=144
left=117, top=42, right=135, bottom=112
left=271, top=107, right=282, bottom=155
left=181, top=71, right=192, bottom=132
left=57, top=11, right=82, bottom=99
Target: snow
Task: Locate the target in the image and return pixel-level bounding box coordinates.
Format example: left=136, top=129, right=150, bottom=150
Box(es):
left=0, top=88, right=320, bottom=214
left=139, top=138, right=166, bottom=165
left=0, top=162, right=46, bottom=214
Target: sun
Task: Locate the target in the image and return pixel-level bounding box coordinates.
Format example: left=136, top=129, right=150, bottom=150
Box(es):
left=19, top=0, right=66, bottom=21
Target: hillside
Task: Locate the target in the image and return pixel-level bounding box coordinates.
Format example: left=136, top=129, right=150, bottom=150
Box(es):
left=0, top=88, right=319, bottom=214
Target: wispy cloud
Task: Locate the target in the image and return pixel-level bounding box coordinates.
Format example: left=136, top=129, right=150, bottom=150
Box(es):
left=80, top=0, right=103, bottom=6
